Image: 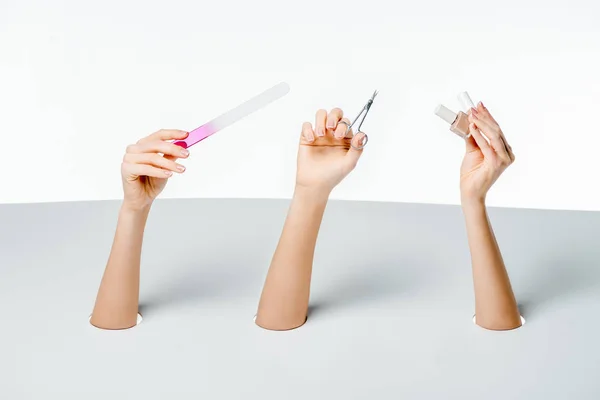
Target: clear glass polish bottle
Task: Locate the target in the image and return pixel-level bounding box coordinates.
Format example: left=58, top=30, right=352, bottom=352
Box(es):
left=435, top=91, right=476, bottom=139
left=435, top=104, right=471, bottom=138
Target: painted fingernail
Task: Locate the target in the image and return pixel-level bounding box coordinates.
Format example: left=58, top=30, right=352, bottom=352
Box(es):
left=471, top=107, right=478, bottom=115
left=180, top=149, right=189, bottom=157
left=164, top=170, right=173, bottom=176
left=176, top=165, right=186, bottom=172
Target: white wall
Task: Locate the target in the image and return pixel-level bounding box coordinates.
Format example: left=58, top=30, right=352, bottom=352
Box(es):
left=1, top=0, right=599, bottom=210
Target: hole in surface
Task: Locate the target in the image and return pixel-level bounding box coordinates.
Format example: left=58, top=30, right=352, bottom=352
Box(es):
left=88, top=313, right=143, bottom=330
left=253, top=314, right=308, bottom=331
left=472, top=314, right=525, bottom=329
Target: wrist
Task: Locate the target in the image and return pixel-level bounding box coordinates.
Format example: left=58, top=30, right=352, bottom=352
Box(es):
left=460, top=197, right=486, bottom=212
left=293, top=184, right=330, bottom=204
left=461, top=193, right=486, bottom=209
left=121, top=200, right=152, bottom=216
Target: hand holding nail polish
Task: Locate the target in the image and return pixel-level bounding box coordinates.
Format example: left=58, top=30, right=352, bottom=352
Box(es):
left=460, top=102, right=516, bottom=203
left=120, top=129, right=190, bottom=211
left=459, top=100, right=521, bottom=331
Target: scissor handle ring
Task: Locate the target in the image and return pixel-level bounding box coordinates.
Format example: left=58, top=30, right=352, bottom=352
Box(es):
left=339, top=121, right=368, bottom=150
left=351, top=131, right=368, bottom=150
left=338, top=120, right=351, bottom=135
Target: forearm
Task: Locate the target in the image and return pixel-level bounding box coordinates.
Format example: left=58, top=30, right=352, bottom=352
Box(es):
left=90, top=203, right=150, bottom=329
left=462, top=198, right=521, bottom=330
left=256, top=186, right=329, bottom=330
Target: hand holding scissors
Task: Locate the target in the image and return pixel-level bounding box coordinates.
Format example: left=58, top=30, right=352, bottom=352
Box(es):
left=296, top=91, right=377, bottom=193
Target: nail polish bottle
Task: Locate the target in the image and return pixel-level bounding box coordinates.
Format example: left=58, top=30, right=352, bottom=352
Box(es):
left=457, top=91, right=476, bottom=112
left=434, top=104, right=471, bottom=138
left=435, top=91, right=477, bottom=139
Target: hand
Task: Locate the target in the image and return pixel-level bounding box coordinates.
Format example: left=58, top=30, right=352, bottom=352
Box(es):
left=121, top=129, right=190, bottom=210
left=296, top=108, right=366, bottom=193
left=460, top=102, right=515, bottom=203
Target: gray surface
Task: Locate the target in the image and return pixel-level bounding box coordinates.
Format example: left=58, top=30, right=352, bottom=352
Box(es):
left=1, top=199, right=599, bottom=399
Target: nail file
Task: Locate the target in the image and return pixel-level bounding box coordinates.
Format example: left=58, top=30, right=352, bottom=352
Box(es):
left=174, top=82, right=290, bottom=149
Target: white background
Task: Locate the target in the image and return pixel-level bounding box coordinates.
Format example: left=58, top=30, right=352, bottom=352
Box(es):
left=1, top=0, right=599, bottom=210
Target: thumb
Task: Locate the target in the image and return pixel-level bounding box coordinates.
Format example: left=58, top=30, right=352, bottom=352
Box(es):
left=344, top=132, right=367, bottom=171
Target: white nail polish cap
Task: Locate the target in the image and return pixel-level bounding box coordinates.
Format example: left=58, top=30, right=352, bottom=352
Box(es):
left=458, top=91, right=475, bottom=111
left=434, top=104, right=457, bottom=125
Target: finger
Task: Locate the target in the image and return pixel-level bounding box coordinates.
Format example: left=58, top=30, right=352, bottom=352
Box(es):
left=344, top=132, right=366, bottom=171
left=476, top=102, right=510, bottom=149
left=138, top=129, right=188, bottom=144
left=470, top=106, right=511, bottom=151
left=123, top=153, right=186, bottom=173
left=326, top=108, right=344, bottom=138
left=335, top=117, right=352, bottom=139
left=127, top=141, right=190, bottom=159
left=501, top=136, right=516, bottom=162
left=122, top=162, right=173, bottom=179
left=470, top=110, right=510, bottom=162
left=479, top=103, right=512, bottom=157
left=315, top=109, right=327, bottom=137
left=469, top=124, right=495, bottom=160
left=465, top=134, right=478, bottom=153
left=301, top=122, right=315, bottom=143
left=477, top=102, right=500, bottom=125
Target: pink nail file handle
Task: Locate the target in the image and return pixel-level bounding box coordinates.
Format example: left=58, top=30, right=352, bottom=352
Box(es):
left=174, top=82, right=290, bottom=149
left=173, top=124, right=216, bottom=149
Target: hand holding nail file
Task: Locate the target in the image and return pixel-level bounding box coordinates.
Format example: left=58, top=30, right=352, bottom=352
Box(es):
left=174, top=82, right=291, bottom=149
left=434, top=91, right=476, bottom=139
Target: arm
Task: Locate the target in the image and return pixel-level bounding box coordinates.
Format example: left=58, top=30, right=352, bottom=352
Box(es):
left=90, top=129, right=190, bottom=329
left=256, top=108, right=365, bottom=330
left=461, top=101, right=521, bottom=330
left=462, top=198, right=521, bottom=330
left=90, top=205, right=150, bottom=329
left=256, top=187, right=328, bottom=330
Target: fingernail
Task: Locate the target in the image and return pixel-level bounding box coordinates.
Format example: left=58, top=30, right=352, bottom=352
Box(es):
left=164, top=170, right=173, bottom=176
left=180, top=149, right=189, bottom=157
left=176, top=165, right=186, bottom=172
left=471, top=107, right=478, bottom=115
left=326, top=120, right=335, bottom=129
left=355, top=132, right=366, bottom=146
left=317, top=127, right=325, bottom=137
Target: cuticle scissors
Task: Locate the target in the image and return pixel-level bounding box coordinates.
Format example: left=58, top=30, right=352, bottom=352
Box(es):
left=339, top=90, right=378, bottom=150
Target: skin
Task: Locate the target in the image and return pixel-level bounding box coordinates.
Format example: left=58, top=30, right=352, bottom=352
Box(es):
left=255, top=108, right=366, bottom=330
left=90, top=129, right=190, bottom=330
left=461, top=102, right=522, bottom=330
